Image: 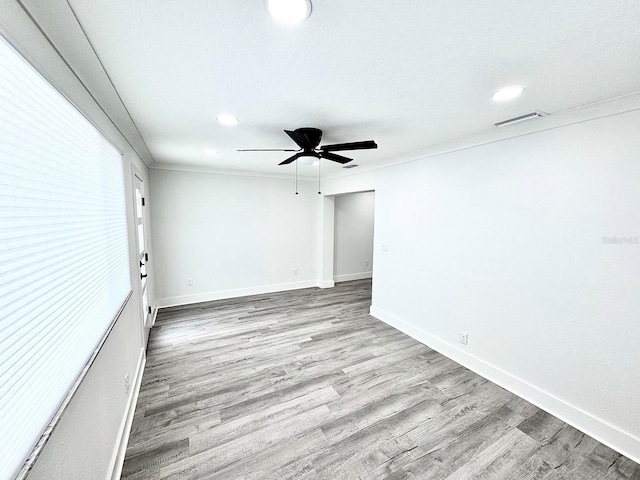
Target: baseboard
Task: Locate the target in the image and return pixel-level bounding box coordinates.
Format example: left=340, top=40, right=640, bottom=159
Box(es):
left=369, top=305, right=640, bottom=464
left=333, top=271, right=373, bottom=283
left=318, top=280, right=335, bottom=288
left=158, top=280, right=318, bottom=309
left=151, top=303, right=158, bottom=327
left=108, top=349, right=146, bottom=480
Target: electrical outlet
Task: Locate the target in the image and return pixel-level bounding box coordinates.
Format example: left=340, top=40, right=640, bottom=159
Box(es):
left=293, top=268, right=298, bottom=275
left=382, top=244, right=389, bottom=252
left=187, top=278, right=192, bottom=286
left=365, top=260, right=370, bottom=267
left=124, top=373, right=130, bottom=394
left=460, top=332, right=469, bottom=345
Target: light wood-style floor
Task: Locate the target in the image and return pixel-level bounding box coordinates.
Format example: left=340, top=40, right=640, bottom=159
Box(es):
left=122, top=280, right=639, bottom=479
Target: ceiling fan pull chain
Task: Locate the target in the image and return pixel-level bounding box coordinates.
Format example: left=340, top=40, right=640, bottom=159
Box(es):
left=295, top=158, right=299, bottom=195
left=317, top=158, right=321, bottom=194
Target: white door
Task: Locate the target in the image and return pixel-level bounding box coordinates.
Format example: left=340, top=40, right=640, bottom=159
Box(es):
left=133, top=171, right=151, bottom=341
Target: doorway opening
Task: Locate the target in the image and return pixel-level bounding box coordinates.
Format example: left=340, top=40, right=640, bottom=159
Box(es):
left=333, top=191, right=375, bottom=284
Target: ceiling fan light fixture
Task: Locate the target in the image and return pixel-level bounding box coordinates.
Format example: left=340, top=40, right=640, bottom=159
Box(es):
left=217, top=113, right=239, bottom=126
left=298, top=156, right=315, bottom=165
left=265, top=0, right=312, bottom=25
left=492, top=86, right=525, bottom=102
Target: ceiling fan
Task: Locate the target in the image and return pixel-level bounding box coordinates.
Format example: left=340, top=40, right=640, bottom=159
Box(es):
left=238, top=127, right=377, bottom=165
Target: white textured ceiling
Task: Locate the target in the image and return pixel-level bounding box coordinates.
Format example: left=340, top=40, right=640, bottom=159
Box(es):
left=58, top=0, right=640, bottom=176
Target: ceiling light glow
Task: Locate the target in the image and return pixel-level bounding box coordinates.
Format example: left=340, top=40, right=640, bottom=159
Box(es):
left=492, top=86, right=525, bottom=102
left=265, top=0, right=312, bottom=24
left=205, top=149, right=218, bottom=155
left=216, top=113, right=239, bottom=126
left=298, top=156, right=316, bottom=166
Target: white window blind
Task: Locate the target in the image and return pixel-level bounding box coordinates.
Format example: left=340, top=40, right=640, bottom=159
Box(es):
left=0, top=36, right=131, bottom=479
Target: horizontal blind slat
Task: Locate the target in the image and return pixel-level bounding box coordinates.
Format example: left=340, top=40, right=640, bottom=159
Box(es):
left=0, top=35, right=131, bottom=479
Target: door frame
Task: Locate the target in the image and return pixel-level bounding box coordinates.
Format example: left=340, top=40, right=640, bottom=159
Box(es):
left=319, top=189, right=376, bottom=289
left=131, top=166, right=153, bottom=344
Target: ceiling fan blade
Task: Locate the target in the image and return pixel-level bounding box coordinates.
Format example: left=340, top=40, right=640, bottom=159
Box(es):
left=237, top=149, right=298, bottom=152
left=285, top=129, right=309, bottom=149
left=279, top=152, right=304, bottom=165
left=284, top=130, right=319, bottom=150
left=320, top=151, right=353, bottom=164
left=321, top=140, right=378, bottom=152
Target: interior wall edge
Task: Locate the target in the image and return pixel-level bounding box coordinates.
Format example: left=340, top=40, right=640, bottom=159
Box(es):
left=369, top=305, right=640, bottom=464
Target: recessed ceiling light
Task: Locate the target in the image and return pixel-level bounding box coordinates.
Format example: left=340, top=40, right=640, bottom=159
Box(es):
left=216, top=113, right=239, bottom=126
left=492, top=86, right=525, bottom=102
left=205, top=149, right=218, bottom=155
left=265, top=0, right=312, bottom=24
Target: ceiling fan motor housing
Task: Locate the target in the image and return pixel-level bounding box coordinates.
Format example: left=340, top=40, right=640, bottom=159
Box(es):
left=294, top=127, right=323, bottom=150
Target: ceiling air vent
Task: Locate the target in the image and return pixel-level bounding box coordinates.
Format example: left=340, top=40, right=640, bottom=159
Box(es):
left=343, top=164, right=359, bottom=169
left=495, top=111, right=548, bottom=128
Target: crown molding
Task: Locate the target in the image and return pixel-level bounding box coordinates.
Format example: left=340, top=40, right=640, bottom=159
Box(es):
left=150, top=163, right=318, bottom=182
left=323, top=91, right=640, bottom=181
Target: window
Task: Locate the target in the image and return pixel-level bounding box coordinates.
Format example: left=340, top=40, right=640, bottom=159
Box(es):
left=0, top=35, right=131, bottom=478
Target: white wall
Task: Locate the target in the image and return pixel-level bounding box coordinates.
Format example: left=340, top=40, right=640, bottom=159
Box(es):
left=333, top=192, right=375, bottom=282
left=0, top=2, right=151, bottom=478
left=323, top=108, right=640, bottom=462
left=5, top=0, right=638, bottom=471
left=150, top=169, right=321, bottom=306
left=27, top=301, right=144, bottom=480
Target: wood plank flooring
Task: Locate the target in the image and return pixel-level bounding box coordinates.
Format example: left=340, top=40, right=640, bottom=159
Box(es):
left=122, top=280, right=639, bottom=479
